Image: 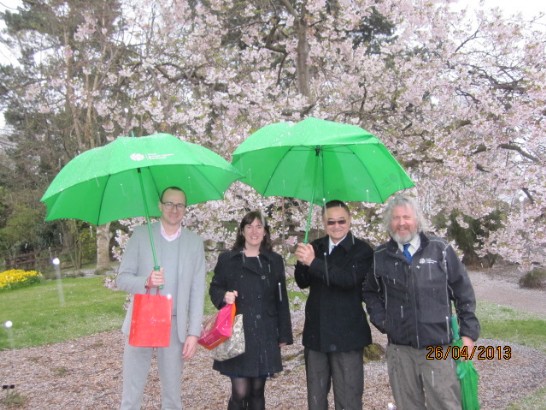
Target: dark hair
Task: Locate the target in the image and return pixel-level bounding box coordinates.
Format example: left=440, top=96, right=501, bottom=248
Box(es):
left=322, top=199, right=350, bottom=216
left=160, top=186, right=186, bottom=202
left=232, top=211, right=272, bottom=252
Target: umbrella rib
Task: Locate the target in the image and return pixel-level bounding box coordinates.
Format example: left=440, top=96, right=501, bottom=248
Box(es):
left=145, top=167, right=163, bottom=205
left=346, top=145, right=389, bottom=202
left=259, top=148, right=297, bottom=195
left=185, top=165, right=230, bottom=203
left=96, top=174, right=111, bottom=225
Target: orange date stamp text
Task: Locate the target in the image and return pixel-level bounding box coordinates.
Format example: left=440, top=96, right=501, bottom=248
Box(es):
left=425, top=345, right=512, bottom=360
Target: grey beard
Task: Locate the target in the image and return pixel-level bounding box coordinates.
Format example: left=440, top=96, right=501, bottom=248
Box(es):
left=391, top=231, right=416, bottom=245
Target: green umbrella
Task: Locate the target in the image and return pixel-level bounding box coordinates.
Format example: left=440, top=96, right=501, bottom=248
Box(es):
left=41, top=133, right=241, bottom=267
left=451, top=315, right=480, bottom=410
left=232, top=117, right=414, bottom=242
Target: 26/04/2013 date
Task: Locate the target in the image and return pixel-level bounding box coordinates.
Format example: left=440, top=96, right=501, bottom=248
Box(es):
left=425, top=345, right=511, bottom=360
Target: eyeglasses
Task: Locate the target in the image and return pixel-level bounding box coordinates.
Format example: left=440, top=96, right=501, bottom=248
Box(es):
left=161, top=201, right=186, bottom=211
left=327, top=219, right=347, bottom=226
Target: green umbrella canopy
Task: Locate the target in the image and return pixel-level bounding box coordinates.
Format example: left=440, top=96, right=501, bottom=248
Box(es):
left=232, top=117, right=414, bottom=206
left=41, top=133, right=242, bottom=226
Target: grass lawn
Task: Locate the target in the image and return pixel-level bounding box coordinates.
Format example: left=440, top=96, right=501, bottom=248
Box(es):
left=476, top=302, right=546, bottom=353
left=4, top=275, right=545, bottom=353
left=506, top=386, right=546, bottom=410
left=0, top=276, right=127, bottom=350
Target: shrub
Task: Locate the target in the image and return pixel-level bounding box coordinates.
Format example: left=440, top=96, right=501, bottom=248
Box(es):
left=0, top=269, right=43, bottom=291
left=519, top=267, right=546, bottom=289
left=364, top=342, right=385, bottom=362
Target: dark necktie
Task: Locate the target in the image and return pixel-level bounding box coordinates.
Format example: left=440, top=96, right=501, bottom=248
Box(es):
left=403, top=243, right=412, bottom=263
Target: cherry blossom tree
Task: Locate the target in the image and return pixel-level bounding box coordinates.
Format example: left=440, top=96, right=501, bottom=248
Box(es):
left=118, top=0, right=544, bottom=269
left=2, top=0, right=544, bottom=270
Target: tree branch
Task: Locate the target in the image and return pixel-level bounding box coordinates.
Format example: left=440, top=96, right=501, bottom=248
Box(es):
left=499, top=143, right=539, bottom=162
left=521, top=187, right=535, bottom=204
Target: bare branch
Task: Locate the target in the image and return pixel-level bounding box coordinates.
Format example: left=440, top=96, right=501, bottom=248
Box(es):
left=499, top=143, right=540, bottom=162
left=521, top=188, right=535, bottom=204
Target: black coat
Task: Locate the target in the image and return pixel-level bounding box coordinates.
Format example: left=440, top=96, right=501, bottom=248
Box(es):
left=294, top=232, right=373, bottom=352
left=363, top=232, right=480, bottom=348
left=209, top=249, right=293, bottom=377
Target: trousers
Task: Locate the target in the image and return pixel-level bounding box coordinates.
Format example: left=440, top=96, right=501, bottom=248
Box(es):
left=386, top=343, right=461, bottom=410
left=120, top=319, right=184, bottom=410
left=304, top=347, right=364, bottom=410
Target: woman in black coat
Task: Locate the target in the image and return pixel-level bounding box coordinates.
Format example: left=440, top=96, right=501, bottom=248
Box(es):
left=209, top=211, right=293, bottom=410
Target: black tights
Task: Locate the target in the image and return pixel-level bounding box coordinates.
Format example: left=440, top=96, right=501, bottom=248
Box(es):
left=227, top=376, right=266, bottom=410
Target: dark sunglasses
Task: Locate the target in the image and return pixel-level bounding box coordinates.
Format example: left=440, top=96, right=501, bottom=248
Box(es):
left=327, top=219, right=347, bottom=226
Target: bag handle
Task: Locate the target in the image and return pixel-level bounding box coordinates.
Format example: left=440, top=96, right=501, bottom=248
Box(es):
left=229, top=302, right=237, bottom=319
left=145, top=287, right=162, bottom=296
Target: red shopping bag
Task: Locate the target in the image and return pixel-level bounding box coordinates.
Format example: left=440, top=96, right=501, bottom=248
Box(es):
left=129, top=289, right=173, bottom=348
left=198, top=303, right=236, bottom=350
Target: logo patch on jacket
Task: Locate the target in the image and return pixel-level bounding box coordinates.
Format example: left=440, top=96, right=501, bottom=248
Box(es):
left=419, top=258, right=438, bottom=265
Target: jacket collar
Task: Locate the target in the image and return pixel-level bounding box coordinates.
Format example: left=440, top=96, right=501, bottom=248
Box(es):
left=387, top=231, right=429, bottom=253
left=320, top=231, right=356, bottom=253
left=225, top=248, right=274, bottom=262
left=224, top=248, right=275, bottom=275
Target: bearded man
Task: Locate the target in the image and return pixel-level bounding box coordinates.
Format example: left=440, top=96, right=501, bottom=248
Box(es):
left=363, top=194, right=480, bottom=410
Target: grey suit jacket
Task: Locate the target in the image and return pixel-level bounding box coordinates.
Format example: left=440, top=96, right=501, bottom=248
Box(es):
left=116, top=222, right=206, bottom=342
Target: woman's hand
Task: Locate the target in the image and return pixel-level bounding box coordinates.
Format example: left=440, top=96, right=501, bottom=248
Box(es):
left=224, top=290, right=238, bottom=304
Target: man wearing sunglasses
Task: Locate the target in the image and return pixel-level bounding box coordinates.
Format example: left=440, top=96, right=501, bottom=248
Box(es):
left=295, top=200, right=374, bottom=410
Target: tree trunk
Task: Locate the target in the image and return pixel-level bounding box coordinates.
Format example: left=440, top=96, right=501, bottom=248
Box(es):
left=296, top=16, right=310, bottom=97
left=96, top=223, right=111, bottom=273
left=62, top=220, right=82, bottom=272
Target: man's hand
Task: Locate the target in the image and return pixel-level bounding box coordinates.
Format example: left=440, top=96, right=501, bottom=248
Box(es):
left=182, top=335, right=198, bottom=360
left=461, top=335, right=475, bottom=351
left=295, top=243, right=315, bottom=266
left=146, top=267, right=165, bottom=288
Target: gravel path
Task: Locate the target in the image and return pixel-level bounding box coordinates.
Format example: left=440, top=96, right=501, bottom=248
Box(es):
left=1, top=268, right=545, bottom=409
left=470, top=269, right=546, bottom=318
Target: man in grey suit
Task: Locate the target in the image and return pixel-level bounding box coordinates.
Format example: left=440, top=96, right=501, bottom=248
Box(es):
left=116, top=186, right=206, bottom=409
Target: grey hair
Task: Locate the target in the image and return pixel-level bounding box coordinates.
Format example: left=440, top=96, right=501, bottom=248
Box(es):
left=383, top=194, right=427, bottom=235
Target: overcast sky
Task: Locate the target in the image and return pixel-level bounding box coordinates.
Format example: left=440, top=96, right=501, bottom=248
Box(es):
left=1, top=0, right=545, bottom=18
left=457, top=0, right=546, bottom=19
